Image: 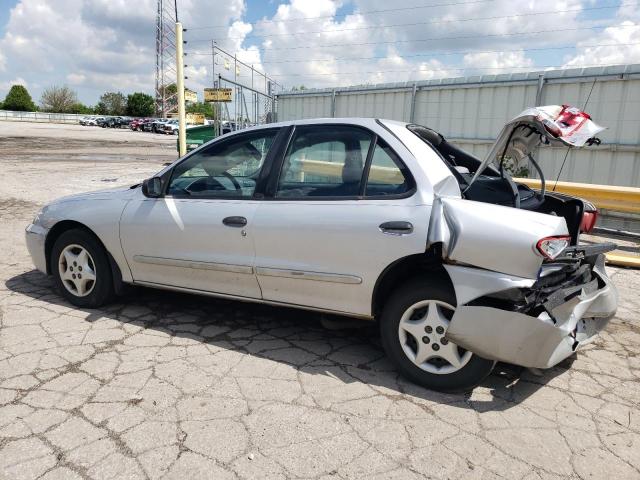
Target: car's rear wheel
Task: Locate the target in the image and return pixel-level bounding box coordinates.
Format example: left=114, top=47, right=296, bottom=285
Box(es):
left=51, top=229, right=114, bottom=308
left=380, top=279, right=494, bottom=392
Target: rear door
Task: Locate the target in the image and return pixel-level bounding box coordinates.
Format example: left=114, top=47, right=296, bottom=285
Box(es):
left=251, top=123, right=429, bottom=317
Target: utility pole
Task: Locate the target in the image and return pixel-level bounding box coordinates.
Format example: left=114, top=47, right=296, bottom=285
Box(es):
left=176, top=21, right=186, bottom=156
left=154, top=0, right=177, bottom=116
left=211, top=41, right=216, bottom=86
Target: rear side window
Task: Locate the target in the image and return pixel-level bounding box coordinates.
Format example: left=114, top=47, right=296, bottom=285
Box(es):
left=276, top=126, right=373, bottom=198
left=365, top=141, right=412, bottom=196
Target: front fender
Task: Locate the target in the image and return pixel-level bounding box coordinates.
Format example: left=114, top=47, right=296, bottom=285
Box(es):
left=42, top=197, right=133, bottom=282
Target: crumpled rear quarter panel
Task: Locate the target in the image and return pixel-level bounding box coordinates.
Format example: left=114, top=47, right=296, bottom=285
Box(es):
left=429, top=197, right=568, bottom=278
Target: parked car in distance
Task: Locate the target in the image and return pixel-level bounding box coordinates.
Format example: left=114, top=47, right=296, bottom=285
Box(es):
left=96, top=117, right=111, bottom=128
left=221, top=120, right=238, bottom=135
left=151, top=118, right=170, bottom=133
left=117, top=117, right=132, bottom=128
left=99, top=116, right=117, bottom=128
left=129, top=118, right=145, bottom=131
left=84, top=117, right=102, bottom=126
left=141, top=119, right=156, bottom=132
left=162, top=119, right=179, bottom=135
left=99, top=116, right=130, bottom=128
left=163, top=119, right=198, bottom=135
left=25, top=108, right=618, bottom=392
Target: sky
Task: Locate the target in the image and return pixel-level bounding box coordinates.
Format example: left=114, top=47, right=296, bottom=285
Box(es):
left=0, top=0, right=639, bottom=106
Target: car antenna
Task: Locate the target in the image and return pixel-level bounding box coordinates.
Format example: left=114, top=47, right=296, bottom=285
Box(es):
left=551, top=77, right=597, bottom=191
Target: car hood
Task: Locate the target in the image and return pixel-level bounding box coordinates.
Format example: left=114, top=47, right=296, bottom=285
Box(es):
left=48, top=185, right=139, bottom=206
left=466, top=105, right=605, bottom=188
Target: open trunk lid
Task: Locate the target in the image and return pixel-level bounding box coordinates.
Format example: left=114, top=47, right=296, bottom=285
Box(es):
left=466, top=105, right=606, bottom=189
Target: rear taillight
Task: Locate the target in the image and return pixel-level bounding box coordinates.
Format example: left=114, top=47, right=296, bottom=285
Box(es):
left=580, top=209, right=598, bottom=233
left=542, top=119, right=562, bottom=138
left=536, top=235, right=570, bottom=260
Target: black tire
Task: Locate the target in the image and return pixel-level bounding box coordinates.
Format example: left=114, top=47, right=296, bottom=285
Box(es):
left=379, top=279, right=494, bottom=392
left=50, top=228, right=114, bottom=308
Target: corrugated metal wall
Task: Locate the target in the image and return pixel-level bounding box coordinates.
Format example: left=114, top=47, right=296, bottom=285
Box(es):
left=276, top=65, right=640, bottom=187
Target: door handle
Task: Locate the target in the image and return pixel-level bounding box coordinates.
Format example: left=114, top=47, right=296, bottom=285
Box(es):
left=222, top=216, right=247, bottom=227
left=379, top=221, right=413, bottom=235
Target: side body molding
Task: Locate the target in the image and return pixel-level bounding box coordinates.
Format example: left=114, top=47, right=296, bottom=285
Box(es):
left=428, top=196, right=568, bottom=279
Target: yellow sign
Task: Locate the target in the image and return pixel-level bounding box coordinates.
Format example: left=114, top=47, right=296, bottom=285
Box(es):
left=187, top=113, right=205, bottom=125
left=185, top=89, right=197, bottom=103
left=167, top=113, right=205, bottom=125
left=204, top=88, right=232, bottom=102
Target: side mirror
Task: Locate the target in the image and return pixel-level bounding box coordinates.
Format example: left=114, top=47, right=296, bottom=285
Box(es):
left=142, top=177, right=163, bottom=198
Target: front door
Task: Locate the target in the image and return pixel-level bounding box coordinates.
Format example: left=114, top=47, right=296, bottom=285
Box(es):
left=120, top=128, right=280, bottom=298
left=252, top=124, right=429, bottom=317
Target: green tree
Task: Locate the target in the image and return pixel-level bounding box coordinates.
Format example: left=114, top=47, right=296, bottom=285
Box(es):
left=2, top=84, right=37, bottom=111
left=40, top=85, right=79, bottom=113
left=68, top=103, right=94, bottom=114
left=96, top=91, right=126, bottom=115
left=126, top=92, right=155, bottom=117
left=186, top=101, right=217, bottom=119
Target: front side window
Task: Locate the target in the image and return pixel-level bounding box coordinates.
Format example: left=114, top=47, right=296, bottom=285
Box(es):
left=276, top=126, right=373, bottom=198
left=168, top=130, right=277, bottom=198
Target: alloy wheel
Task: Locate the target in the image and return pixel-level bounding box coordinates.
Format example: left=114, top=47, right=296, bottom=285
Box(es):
left=58, top=244, right=97, bottom=297
left=397, top=299, right=472, bottom=375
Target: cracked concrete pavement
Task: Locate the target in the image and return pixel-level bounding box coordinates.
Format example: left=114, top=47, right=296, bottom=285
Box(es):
left=0, top=122, right=639, bottom=480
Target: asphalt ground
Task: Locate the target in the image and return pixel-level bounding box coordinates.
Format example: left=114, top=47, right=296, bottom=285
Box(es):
left=0, top=121, right=639, bottom=480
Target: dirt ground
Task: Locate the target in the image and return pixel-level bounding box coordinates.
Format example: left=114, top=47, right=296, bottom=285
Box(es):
left=0, top=121, right=639, bottom=480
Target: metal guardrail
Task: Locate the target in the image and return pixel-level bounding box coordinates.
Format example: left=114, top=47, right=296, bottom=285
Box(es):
left=515, top=178, right=640, bottom=214
left=604, top=253, right=640, bottom=268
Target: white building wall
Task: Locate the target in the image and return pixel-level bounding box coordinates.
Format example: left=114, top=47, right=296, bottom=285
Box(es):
left=276, top=65, right=640, bottom=187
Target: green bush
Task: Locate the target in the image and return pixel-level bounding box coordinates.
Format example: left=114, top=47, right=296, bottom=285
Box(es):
left=68, top=103, right=94, bottom=114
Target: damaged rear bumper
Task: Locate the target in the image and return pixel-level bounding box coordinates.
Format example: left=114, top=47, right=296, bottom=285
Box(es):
left=445, top=254, right=617, bottom=369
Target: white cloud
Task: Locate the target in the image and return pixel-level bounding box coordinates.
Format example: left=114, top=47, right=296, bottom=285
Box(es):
left=0, top=0, right=246, bottom=103
left=463, top=51, right=534, bottom=73
left=66, top=73, right=87, bottom=85
left=1, top=0, right=639, bottom=103
left=242, top=0, right=597, bottom=88
left=564, top=21, right=640, bottom=68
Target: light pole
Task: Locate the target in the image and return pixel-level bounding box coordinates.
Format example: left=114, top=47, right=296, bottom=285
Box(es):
left=176, top=21, right=186, bottom=156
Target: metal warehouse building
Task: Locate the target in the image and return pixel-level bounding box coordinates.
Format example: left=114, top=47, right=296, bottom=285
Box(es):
left=275, top=64, right=640, bottom=188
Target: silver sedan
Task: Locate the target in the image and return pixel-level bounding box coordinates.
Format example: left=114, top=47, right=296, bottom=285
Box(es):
left=25, top=109, right=618, bottom=391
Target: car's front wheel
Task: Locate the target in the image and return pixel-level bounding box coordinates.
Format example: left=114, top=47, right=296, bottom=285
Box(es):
left=380, top=279, right=494, bottom=392
left=51, top=229, right=114, bottom=308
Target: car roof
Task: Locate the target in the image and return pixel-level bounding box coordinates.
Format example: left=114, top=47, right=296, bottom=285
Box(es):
left=227, top=117, right=410, bottom=133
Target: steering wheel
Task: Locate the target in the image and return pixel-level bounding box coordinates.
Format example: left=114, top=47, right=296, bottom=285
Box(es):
left=184, top=176, right=226, bottom=194
left=221, top=171, right=242, bottom=192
